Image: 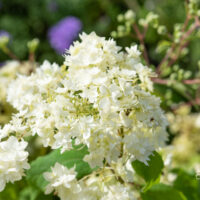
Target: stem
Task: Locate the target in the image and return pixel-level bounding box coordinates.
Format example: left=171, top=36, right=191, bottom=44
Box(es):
left=152, top=78, right=200, bottom=85
left=183, top=79, right=200, bottom=84
left=133, top=24, right=150, bottom=65
left=2, top=46, right=20, bottom=62
left=156, top=14, right=200, bottom=75
left=29, top=52, right=35, bottom=63
left=156, top=43, right=176, bottom=75
left=167, top=41, right=189, bottom=66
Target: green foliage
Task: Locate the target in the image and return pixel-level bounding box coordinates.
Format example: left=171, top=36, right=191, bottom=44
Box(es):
left=132, top=151, right=164, bottom=192
left=26, top=146, right=93, bottom=191
left=0, top=179, right=56, bottom=200
left=156, top=40, right=171, bottom=54
left=0, top=0, right=123, bottom=63
left=141, top=183, right=187, bottom=200
left=172, top=169, right=200, bottom=200
left=18, top=186, right=57, bottom=200
left=0, top=181, right=24, bottom=200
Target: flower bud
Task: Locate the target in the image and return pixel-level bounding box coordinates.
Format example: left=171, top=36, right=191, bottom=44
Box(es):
left=27, top=38, right=39, bottom=53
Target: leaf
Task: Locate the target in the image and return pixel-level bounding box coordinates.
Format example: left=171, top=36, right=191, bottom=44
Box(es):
left=19, top=185, right=54, bottom=200
left=26, top=146, right=93, bottom=191
left=156, top=40, right=171, bottom=54
left=132, top=151, right=164, bottom=192
left=172, top=168, right=200, bottom=200
left=0, top=182, right=21, bottom=200
left=0, top=178, right=55, bottom=200
left=141, top=183, right=187, bottom=200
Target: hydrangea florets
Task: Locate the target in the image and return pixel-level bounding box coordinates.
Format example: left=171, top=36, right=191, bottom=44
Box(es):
left=5, top=32, right=168, bottom=170
left=0, top=136, right=30, bottom=192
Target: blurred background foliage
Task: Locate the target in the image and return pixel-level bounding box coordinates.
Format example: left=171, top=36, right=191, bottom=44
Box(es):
left=0, top=0, right=198, bottom=68
left=0, top=0, right=124, bottom=63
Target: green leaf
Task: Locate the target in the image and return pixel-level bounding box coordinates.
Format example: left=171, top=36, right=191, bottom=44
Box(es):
left=0, top=182, right=23, bottom=200
left=19, top=185, right=54, bottom=200
left=26, top=146, right=93, bottom=191
left=141, top=184, right=187, bottom=200
left=132, top=151, right=164, bottom=192
left=0, top=178, right=55, bottom=200
left=172, top=168, right=200, bottom=200
left=156, top=40, right=171, bottom=54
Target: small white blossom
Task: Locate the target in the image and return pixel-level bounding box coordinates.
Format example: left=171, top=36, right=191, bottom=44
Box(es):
left=44, top=162, right=81, bottom=198
left=0, top=136, right=30, bottom=192
left=44, top=163, right=137, bottom=200
left=101, top=184, right=136, bottom=200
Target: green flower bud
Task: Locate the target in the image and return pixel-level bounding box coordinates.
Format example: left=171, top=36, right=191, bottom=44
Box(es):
left=27, top=38, right=39, bottom=53
left=183, top=71, right=192, bottom=79
left=111, top=31, right=117, bottom=38
left=124, top=10, right=135, bottom=22
left=170, top=73, right=177, bottom=80
left=117, top=31, right=125, bottom=38
left=117, top=14, right=124, bottom=22
left=125, top=21, right=132, bottom=28
left=0, top=36, right=9, bottom=49
left=117, top=25, right=125, bottom=32
left=165, top=89, right=172, bottom=99
left=173, top=65, right=179, bottom=72
left=139, top=19, right=147, bottom=27
left=157, top=25, right=167, bottom=35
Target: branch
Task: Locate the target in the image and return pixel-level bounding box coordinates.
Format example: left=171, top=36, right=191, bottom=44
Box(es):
left=156, top=14, right=200, bottom=75
left=2, top=46, right=20, bottom=62
left=151, top=78, right=200, bottom=85
left=133, top=24, right=150, bottom=65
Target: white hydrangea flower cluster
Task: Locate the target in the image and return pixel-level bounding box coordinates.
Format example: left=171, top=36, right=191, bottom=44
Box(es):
left=0, top=61, right=20, bottom=101
left=0, top=61, right=36, bottom=125
left=5, top=32, right=167, bottom=168
left=1, top=32, right=168, bottom=194
left=44, top=162, right=136, bottom=200
left=0, top=136, right=30, bottom=192
left=0, top=61, right=35, bottom=101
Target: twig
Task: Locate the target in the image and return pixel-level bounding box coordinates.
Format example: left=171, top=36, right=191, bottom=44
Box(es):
left=183, top=79, right=200, bottom=84
left=156, top=43, right=176, bottom=75
left=156, top=15, right=192, bottom=74
left=29, top=52, right=35, bottom=63
left=151, top=77, right=200, bottom=85
left=2, top=46, right=20, bottom=62
left=156, top=14, right=200, bottom=75
left=133, top=23, right=150, bottom=65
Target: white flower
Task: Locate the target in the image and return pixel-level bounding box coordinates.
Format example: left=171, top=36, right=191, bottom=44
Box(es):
left=44, top=163, right=82, bottom=200
left=65, top=32, right=122, bottom=69
left=101, top=184, right=136, bottom=200
left=0, top=136, right=30, bottom=192
left=44, top=163, right=137, bottom=200
left=6, top=32, right=168, bottom=169
left=125, top=45, right=141, bottom=59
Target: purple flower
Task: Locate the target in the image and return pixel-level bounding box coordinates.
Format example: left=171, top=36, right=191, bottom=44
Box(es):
left=48, top=16, right=82, bottom=54
left=0, top=30, right=10, bottom=39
